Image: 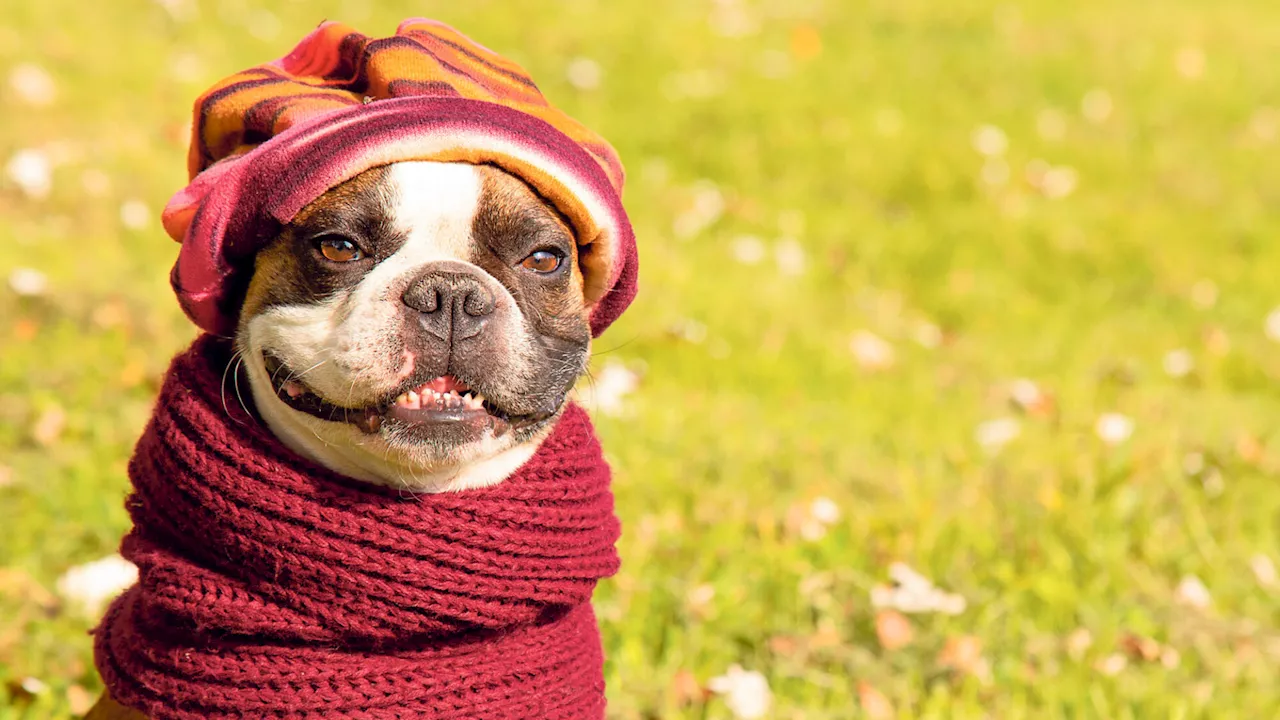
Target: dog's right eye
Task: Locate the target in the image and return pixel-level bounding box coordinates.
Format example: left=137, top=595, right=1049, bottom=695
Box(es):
left=316, top=236, right=364, bottom=263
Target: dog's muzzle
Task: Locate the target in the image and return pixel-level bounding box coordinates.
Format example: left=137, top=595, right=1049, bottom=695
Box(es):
left=402, top=262, right=497, bottom=344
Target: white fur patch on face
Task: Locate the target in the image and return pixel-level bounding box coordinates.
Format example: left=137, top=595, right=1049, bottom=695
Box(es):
left=239, top=160, right=545, bottom=492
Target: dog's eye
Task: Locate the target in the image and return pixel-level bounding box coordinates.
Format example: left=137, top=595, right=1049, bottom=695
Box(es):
left=520, top=250, right=563, bottom=274
left=316, top=236, right=364, bottom=262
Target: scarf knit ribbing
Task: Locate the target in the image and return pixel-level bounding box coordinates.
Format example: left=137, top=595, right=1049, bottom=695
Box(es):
left=94, top=336, right=621, bottom=719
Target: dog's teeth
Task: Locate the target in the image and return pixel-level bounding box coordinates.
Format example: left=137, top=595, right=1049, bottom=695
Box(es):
left=284, top=381, right=305, bottom=398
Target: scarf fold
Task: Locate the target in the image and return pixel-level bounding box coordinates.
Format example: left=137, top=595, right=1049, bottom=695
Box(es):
left=94, top=336, right=620, bottom=719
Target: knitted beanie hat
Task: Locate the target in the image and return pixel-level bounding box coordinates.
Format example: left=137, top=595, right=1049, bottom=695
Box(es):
left=162, top=18, right=638, bottom=338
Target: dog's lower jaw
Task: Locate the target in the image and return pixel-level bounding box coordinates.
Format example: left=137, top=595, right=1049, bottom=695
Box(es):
left=239, top=346, right=549, bottom=492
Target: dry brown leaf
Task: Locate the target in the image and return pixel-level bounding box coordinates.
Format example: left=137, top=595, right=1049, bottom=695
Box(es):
left=856, top=681, right=894, bottom=720
left=874, top=609, right=913, bottom=651
left=1119, top=633, right=1161, bottom=662
left=669, top=669, right=706, bottom=707
left=768, top=634, right=800, bottom=658
left=938, top=635, right=992, bottom=684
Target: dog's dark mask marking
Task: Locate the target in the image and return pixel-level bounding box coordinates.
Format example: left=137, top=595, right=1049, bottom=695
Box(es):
left=240, top=162, right=592, bottom=447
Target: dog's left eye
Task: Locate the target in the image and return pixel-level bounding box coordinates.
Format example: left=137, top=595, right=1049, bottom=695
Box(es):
left=520, top=250, right=563, bottom=274
left=316, top=236, right=364, bottom=262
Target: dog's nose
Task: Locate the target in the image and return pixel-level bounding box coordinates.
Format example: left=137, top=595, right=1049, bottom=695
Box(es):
left=402, top=269, right=496, bottom=342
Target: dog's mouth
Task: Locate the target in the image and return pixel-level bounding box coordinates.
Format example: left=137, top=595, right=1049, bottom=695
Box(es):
left=261, top=352, right=546, bottom=437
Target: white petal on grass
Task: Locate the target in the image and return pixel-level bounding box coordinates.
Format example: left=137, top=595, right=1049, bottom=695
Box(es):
left=871, top=562, right=967, bottom=615
left=707, top=665, right=772, bottom=720
left=5, top=148, right=53, bottom=199
left=20, top=677, right=48, bottom=695
left=9, top=62, right=57, bottom=106
left=1265, top=307, right=1280, bottom=342
left=774, top=238, right=806, bottom=276
left=975, top=417, right=1021, bottom=454
left=810, top=496, right=840, bottom=524
left=566, top=57, right=603, bottom=90
left=1163, top=349, right=1194, bottom=378
left=577, top=361, right=640, bottom=417
left=1094, top=413, right=1134, bottom=445
left=9, top=267, right=49, bottom=297
left=971, top=124, right=1008, bottom=156
left=56, top=554, right=138, bottom=615
left=1250, top=554, right=1277, bottom=588
left=849, top=330, right=895, bottom=370
left=1095, top=653, right=1127, bottom=676
left=1175, top=574, right=1212, bottom=609
left=1081, top=88, right=1113, bottom=124
left=730, top=235, right=766, bottom=265
left=120, top=199, right=152, bottom=230
left=1009, top=378, right=1044, bottom=411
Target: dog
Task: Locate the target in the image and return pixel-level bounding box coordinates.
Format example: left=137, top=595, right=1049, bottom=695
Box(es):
left=88, top=18, right=637, bottom=719
left=89, top=160, right=597, bottom=720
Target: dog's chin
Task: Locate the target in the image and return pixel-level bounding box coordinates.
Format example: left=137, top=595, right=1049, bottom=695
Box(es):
left=244, top=352, right=560, bottom=492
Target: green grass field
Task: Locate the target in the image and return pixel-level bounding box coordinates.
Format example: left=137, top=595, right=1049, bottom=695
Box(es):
left=3, top=0, right=1280, bottom=717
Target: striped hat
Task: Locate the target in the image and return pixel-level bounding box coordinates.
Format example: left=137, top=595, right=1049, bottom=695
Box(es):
left=162, top=18, right=637, bottom=337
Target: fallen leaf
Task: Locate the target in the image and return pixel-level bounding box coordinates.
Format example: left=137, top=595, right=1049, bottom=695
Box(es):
left=939, top=635, right=987, bottom=678
left=670, top=669, right=706, bottom=707
left=707, top=665, right=772, bottom=719
left=1095, top=652, right=1127, bottom=675
left=1119, top=632, right=1161, bottom=662
left=66, top=684, right=94, bottom=716
left=32, top=405, right=67, bottom=446
left=1176, top=574, right=1212, bottom=609
left=874, top=609, right=914, bottom=651
left=1235, top=433, right=1264, bottom=464
left=856, top=681, right=894, bottom=720
left=1065, top=628, right=1094, bottom=661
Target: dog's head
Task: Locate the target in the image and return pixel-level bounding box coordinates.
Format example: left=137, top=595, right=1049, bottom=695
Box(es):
left=236, top=160, right=593, bottom=491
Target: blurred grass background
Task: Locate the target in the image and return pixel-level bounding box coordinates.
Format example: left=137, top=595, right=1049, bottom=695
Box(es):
left=2, top=0, right=1280, bottom=717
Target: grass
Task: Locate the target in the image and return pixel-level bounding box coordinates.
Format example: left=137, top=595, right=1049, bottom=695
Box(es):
left=2, top=0, right=1280, bottom=717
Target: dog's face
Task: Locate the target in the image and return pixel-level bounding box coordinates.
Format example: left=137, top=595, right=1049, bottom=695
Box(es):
left=236, top=161, right=592, bottom=491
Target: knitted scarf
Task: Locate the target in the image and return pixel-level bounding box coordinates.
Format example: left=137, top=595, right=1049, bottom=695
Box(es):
left=94, top=336, right=621, bottom=719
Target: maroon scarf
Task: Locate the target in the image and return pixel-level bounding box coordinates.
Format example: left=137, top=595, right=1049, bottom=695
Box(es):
left=94, top=336, right=621, bottom=719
